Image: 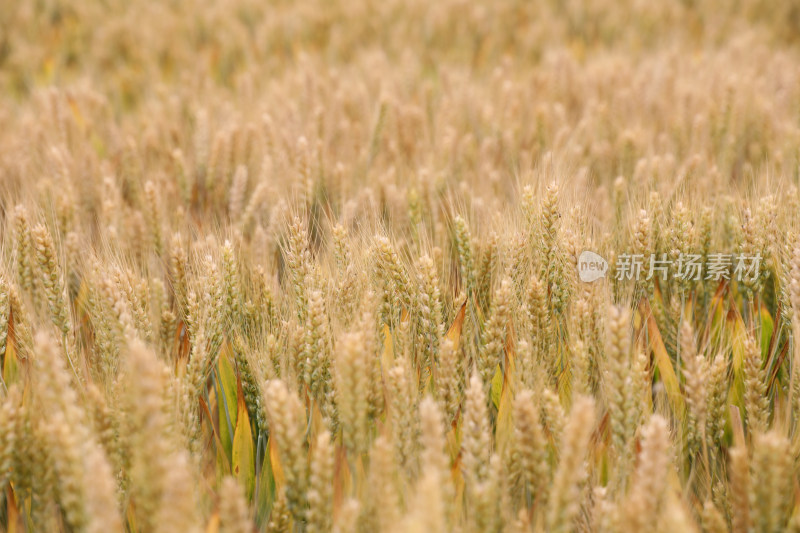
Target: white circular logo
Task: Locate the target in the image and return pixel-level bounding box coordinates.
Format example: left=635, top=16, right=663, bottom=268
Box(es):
left=578, top=251, right=608, bottom=282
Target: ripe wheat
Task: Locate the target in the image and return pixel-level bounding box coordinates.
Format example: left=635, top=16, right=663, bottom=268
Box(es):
left=1, top=0, right=800, bottom=531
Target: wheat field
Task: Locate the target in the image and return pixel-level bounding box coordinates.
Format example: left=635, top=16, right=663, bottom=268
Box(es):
left=1, top=0, right=800, bottom=531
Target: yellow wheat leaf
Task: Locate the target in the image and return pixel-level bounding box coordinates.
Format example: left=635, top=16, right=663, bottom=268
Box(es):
left=256, top=440, right=275, bottom=518
left=310, top=397, right=325, bottom=440
left=760, top=304, right=774, bottom=360
left=3, top=333, right=18, bottom=386
left=205, top=513, right=220, bottom=533
left=74, top=280, right=92, bottom=316
left=490, top=365, right=502, bottom=409
left=5, top=486, right=18, bottom=533
left=269, top=436, right=285, bottom=488
left=125, top=501, right=137, bottom=533
left=232, top=379, right=255, bottom=500
left=217, top=342, right=238, bottom=462
left=353, top=454, right=367, bottom=501
left=381, top=324, right=394, bottom=370
left=445, top=423, right=461, bottom=462
left=643, top=301, right=684, bottom=418
left=451, top=457, right=465, bottom=519
left=333, top=443, right=351, bottom=509
left=445, top=298, right=467, bottom=351
left=495, top=375, right=514, bottom=455
left=727, top=305, right=747, bottom=374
